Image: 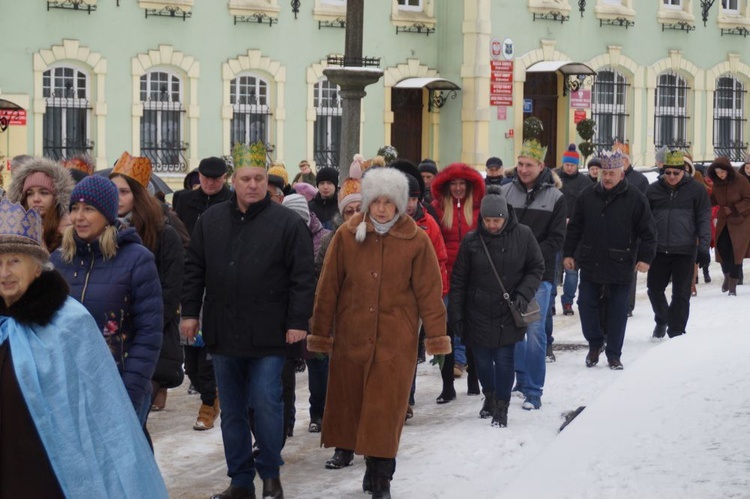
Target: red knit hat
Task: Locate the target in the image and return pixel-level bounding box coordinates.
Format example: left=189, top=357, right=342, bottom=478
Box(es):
left=562, top=144, right=580, bottom=166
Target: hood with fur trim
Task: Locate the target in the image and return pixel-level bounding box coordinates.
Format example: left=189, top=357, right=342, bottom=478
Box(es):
left=430, top=162, right=485, bottom=209
left=8, top=157, right=75, bottom=219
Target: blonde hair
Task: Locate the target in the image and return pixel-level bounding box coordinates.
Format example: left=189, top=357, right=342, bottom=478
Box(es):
left=440, top=189, right=474, bottom=231
left=60, top=224, right=118, bottom=263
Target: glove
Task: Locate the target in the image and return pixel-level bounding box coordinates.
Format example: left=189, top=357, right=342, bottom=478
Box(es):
left=697, top=250, right=711, bottom=269
left=449, top=321, right=463, bottom=340
left=430, top=354, right=445, bottom=370
left=514, top=295, right=529, bottom=314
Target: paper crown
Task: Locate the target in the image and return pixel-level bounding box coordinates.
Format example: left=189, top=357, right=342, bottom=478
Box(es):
left=268, top=163, right=289, bottom=186
left=519, top=139, right=547, bottom=163
left=664, top=150, right=685, bottom=168
left=612, top=141, right=630, bottom=155
left=232, top=142, right=268, bottom=169
left=62, top=154, right=95, bottom=176
left=600, top=150, right=626, bottom=170
left=112, top=152, right=152, bottom=189
left=0, top=198, right=49, bottom=260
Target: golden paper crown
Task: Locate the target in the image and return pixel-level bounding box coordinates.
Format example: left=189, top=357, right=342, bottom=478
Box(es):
left=600, top=150, right=625, bottom=170
left=232, top=143, right=253, bottom=169
left=612, top=141, right=630, bottom=155
left=62, top=154, right=95, bottom=176
left=112, top=152, right=152, bottom=189
left=664, top=150, right=685, bottom=168
left=519, top=139, right=547, bottom=163
left=249, top=141, right=268, bottom=168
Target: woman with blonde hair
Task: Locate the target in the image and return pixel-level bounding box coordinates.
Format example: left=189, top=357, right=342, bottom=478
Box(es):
left=8, top=157, right=74, bottom=252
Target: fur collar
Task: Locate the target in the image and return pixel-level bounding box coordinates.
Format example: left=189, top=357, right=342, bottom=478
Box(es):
left=0, top=270, right=70, bottom=326
left=345, top=212, right=418, bottom=240
left=430, top=163, right=486, bottom=208
left=8, top=158, right=75, bottom=219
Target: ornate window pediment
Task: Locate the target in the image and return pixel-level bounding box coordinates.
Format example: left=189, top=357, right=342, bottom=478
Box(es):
left=138, top=0, right=193, bottom=12
left=314, top=0, right=345, bottom=21
left=528, top=0, right=572, bottom=16
left=717, top=0, right=750, bottom=28
left=391, top=0, right=435, bottom=28
left=228, top=0, right=280, bottom=17
left=657, top=0, right=695, bottom=25
left=594, top=0, right=635, bottom=20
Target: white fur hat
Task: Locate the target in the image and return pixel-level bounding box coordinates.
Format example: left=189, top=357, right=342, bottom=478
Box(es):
left=356, top=167, right=409, bottom=242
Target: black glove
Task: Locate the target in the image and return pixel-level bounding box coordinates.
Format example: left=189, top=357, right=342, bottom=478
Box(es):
left=697, top=250, right=711, bottom=269
left=450, top=321, right=463, bottom=340
left=514, top=295, right=529, bottom=314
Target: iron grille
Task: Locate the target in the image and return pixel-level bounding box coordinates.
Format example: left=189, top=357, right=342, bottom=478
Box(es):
left=313, top=80, right=342, bottom=170
left=43, top=94, right=93, bottom=161
left=654, top=72, right=691, bottom=149
left=591, top=68, right=630, bottom=154
left=140, top=101, right=188, bottom=173
left=713, top=76, right=747, bottom=162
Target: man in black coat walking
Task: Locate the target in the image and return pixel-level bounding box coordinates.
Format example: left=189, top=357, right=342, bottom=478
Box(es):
left=621, top=152, right=650, bottom=316
left=645, top=151, right=711, bottom=339
left=181, top=164, right=315, bottom=499
left=563, top=151, right=656, bottom=370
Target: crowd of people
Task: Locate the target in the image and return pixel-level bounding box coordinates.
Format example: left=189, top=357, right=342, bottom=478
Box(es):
left=0, top=143, right=748, bottom=499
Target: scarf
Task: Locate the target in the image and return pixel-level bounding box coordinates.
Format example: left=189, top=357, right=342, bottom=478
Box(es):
left=370, top=213, right=400, bottom=235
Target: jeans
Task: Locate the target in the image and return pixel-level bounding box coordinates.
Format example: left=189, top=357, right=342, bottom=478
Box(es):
left=561, top=268, right=579, bottom=306
left=578, top=279, right=630, bottom=360
left=545, top=283, right=556, bottom=346
left=472, top=344, right=515, bottom=402
left=453, top=335, right=467, bottom=366
left=306, top=355, right=329, bottom=419
left=213, top=354, right=285, bottom=489
left=647, top=253, right=694, bottom=335
left=514, top=280, right=552, bottom=399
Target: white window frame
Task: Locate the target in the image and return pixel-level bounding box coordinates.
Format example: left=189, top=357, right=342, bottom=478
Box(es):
left=713, top=75, right=746, bottom=158
left=397, top=0, right=423, bottom=11
left=321, top=0, right=345, bottom=4
left=663, top=0, right=682, bottom=8
left=654, top=71, right=690, bottom=148
left=140, top=69, right=185, bottom=171
left=42, top=65, right=92, bottom=160
left=591, top=68, right=629, bottom=151
left=721, top=0, right=740, bottom=13
left=230, top=73, right=271, bottom=148
left=313, top=78, right=343, bottom=169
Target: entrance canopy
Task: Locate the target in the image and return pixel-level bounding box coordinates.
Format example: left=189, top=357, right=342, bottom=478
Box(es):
left=0, top=99, right=23, bottom=110
left=526, top=61, right=596, bottom=77
left=394, top=77, right=461, bottom=91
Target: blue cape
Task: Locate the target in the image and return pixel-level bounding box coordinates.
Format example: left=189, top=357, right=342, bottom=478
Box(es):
left=0, top=297, right=168, bottom=498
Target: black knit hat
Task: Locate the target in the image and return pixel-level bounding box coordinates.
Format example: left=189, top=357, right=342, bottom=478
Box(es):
left=418, top=159, right=438, bottom=175
left=198, top=157, right=227, bottom=178
left=316, top=167, right=339, bottom=187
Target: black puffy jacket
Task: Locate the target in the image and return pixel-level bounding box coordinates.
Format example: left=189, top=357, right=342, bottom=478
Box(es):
left=448, top=207, right=545, bottom=348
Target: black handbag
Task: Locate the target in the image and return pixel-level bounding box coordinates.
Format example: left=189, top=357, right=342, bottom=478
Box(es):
left=479, top=235, right=542, bottom=328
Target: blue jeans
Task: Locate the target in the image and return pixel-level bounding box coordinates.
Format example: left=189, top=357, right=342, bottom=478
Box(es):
left=213, top=354, right=285, bottom=489
left=453, top=335, right=467, bottom=366
left=577, top=280, right=630, bottom=360
left=305, top=355, right=329, bottom=419
left=472, top=344, right=515, bottom=402
left=514, top=280, right=552, bottom=399
left=545, top=283, right=556, bottom=346
left=561, top=268, right=579, bottom=306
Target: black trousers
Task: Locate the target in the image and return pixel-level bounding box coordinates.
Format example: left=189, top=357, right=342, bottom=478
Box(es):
left=184, top=345, right=216, bottom=406
left=647, top=252, right=694, bottom=335
left=717, top=228, right=742, bottom=278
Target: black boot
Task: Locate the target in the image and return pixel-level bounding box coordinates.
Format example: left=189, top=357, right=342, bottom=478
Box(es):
left=362, top=457, right=373, bottom=493
left=492, top=399, right=509, bottom=428
left=210, top=485, right=256, bottom=499
left=652, top=323, right=667, bottom=339
left=703, top=266, right=711, bottom=283
left=722, top=273, right=730, bottom=292
left=739, top=269, right=744, bottom=285
left=479, top=392, right=495, bottom=419
left=261, top=478, right=283, bottom=499
left=437, top=350, right=456, bottom=404
left=728, top=278, right=738, bottom=296
left=325, top=448, right=353, bottom=469
left=371, top=458, right=395, bottom=499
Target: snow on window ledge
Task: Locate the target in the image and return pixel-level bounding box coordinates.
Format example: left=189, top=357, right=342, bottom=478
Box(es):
left=657, top=1, right=695, bottom=25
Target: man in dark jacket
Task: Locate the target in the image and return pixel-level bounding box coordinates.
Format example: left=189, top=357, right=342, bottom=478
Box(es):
left=181, top=164, right=315, bottom=499
left=645, top=151, right=711, bottom=339
left=309, top=166, right=339, bottom=230
left=563, top=151, right=656, bottom=370
left=622, top=152, right=651, bottom=316
left=174, top=157, right=232, bottom=431
left=484, top=156, right=511, bottom=187
left=500, top=139, right=566, bottom=411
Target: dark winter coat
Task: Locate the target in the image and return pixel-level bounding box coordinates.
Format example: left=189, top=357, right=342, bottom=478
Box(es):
left=646, top=175, right=712, bottom=256
left=174, top=185, right=232, bottom=236
left=182, top=193, right=315, bottom=358
left=308, top=191, right=340, bottom=230
left=50, top=228, right=164, bottom=414
left=625, top=166, right=650, bottom=193
left=564, top=180, right=657, bottom=285
left=501, top=168, right=567, bottom=283
left=484, top=175, right=512, bottom=187
left=309, top=211, right=331, bottom=260
left=152, top=224, right=185, bottom=389
left=707, top=165, right=750, bottom=264
left=556, top=168, right=594, bottom=218
left=430, top=163, right=486, bottom=279
left=449, top=207, right=544, bottom=349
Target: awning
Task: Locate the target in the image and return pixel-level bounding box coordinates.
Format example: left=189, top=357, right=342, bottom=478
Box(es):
left=0, top=99, right=23, bottom=110
left=526, top=61, right=596, bottom=76
left=394, top=77, right=461, bottom=91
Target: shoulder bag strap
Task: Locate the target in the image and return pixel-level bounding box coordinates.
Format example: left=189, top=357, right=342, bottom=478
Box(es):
left=478, top=235, right=512, bottom=304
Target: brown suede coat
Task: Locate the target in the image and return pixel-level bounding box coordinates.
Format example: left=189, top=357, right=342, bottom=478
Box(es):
left=308, top=212, right=450, bottom=459
left=708, top=166, right=750, bottom=264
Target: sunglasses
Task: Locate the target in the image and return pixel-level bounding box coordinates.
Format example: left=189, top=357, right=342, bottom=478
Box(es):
left=663, top=170, right=682, bottom=177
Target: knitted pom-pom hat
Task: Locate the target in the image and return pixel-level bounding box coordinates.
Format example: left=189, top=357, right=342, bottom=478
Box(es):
left=69, top=175, right=119, bottom=225
left=338, top=155, right=364, bottom=213
left=562, top=144, right=580, bottom=166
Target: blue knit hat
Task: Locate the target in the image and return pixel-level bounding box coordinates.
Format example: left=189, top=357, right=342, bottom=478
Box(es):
left=69, top=175, right=119, bottom=225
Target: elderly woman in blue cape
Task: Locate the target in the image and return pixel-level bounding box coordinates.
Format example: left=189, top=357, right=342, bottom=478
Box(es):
left=0, top=198, right=168, bottom=498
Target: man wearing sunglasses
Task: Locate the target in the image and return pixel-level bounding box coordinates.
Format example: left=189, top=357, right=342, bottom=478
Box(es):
left=645, top=151, right=711, bottom=340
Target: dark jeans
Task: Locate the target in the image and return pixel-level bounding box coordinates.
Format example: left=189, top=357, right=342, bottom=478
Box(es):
left=184, top=345, right=216, bottom=406
left=213, top=354, right=285, bottom=489
left=545, top=282, right=556, bottom=346
left=647, top=252, right=695, bottom=335
left=717, top=228, right=742, bottom=278
left=628, top=270, right=637, bottom=314
left=282, top=359, right=296, bottom=434
left=305, top=355, right=329, bottom=419
left=578, top=279, right=631, bottom=360
left=472, top=344, right=515, bottom=402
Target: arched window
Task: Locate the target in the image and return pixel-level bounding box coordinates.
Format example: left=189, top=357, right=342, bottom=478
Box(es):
left=654, top=71, right=690, bottom=148
left=314, top=78, right=342, bottom=169
left=591, top=68, right=629, bottom=153
left=140, top=70, right=186, bottom=172
left=713, top=75, right=747, bottom=161
left=230, top=75, right=271, bottom=150
left=43, top=66, right=93, bottom=161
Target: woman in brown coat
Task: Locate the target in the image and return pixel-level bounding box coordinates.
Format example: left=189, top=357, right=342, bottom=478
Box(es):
left=309, top=167, right=450, bottom=499
left=707, top=157, right=750, bottom=296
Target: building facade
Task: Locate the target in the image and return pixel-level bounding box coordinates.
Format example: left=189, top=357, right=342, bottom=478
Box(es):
left=0, top=0, right=748, bottom=187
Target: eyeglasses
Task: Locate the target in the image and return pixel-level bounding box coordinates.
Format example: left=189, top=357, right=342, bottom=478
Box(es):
left=343, top=208, right=359, bottom=216
left=663, top=170, right=682, bottom=177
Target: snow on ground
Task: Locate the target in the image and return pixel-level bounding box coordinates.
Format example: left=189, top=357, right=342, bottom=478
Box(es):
left=151, top=261, right=747, bottom=498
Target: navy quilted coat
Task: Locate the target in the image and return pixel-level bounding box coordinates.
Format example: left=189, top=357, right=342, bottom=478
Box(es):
left=50, top=228, right=163, bottom=415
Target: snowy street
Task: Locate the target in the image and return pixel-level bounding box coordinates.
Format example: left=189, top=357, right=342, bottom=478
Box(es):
left=151, top=261, right=748, bottom=498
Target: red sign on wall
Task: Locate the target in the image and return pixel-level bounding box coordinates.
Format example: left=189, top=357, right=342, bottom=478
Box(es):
left=490, top=95, right=513, bottom=107
left=570, top=90, right=591, bottom=109
left=574, top=109, right=587, bottom=124
left=0, top=109, right=27, bottom=126
left=491, top=83, right=513, bottom=95
left=491, top=72, right=513, bottom=83
left=490, top=60, right=513, bottom=72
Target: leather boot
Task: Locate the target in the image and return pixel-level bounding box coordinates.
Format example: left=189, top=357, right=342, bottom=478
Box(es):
left=151, top=387, right=167, bottom=411
left=362, top=457, right=373, bottom=493
left=261, top=478, right=283, bottom=499
left=722, top=273, right=730, bottom=292
left=492, top=399, right=509, bottom=428
left=371, top=458, right=395, bottom=499
left=728, top=278, right=738, bottom=296
left=325, top=448, right=353, bottom=469
left=479, top=392, right=495, bottom=419
left=210, top=485, right=256, bottom=499
left=703, top=266, right=711, bottom=283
